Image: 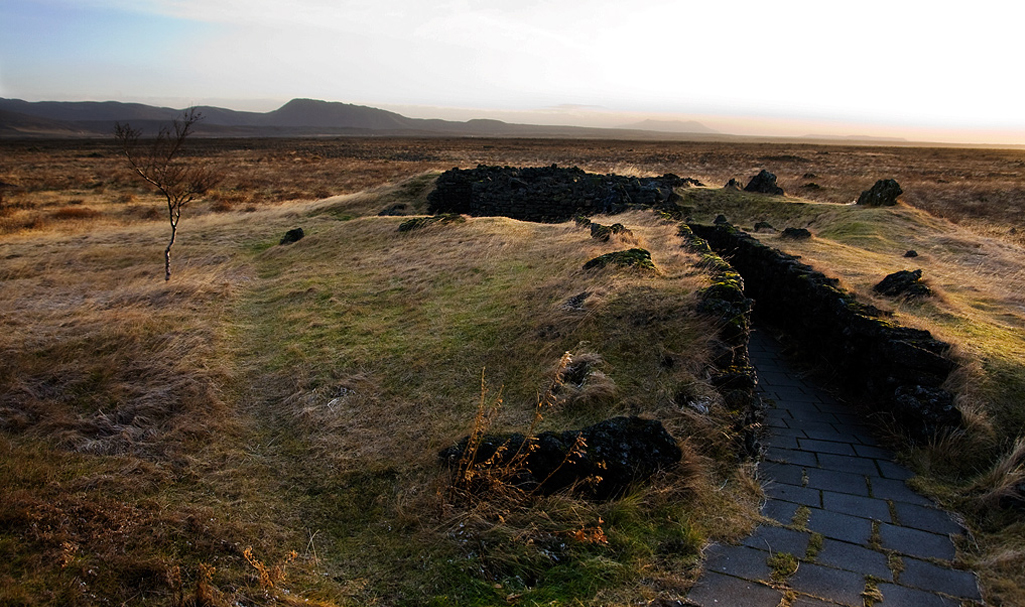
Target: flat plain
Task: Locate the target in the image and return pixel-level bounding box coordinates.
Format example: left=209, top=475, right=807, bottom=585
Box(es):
left=1, top=136, right=1024, bottom=606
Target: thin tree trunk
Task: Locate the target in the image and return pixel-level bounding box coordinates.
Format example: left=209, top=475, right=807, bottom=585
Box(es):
left=165, top=220, right=177, bottom=281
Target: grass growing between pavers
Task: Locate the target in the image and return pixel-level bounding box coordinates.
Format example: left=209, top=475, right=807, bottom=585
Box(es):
left=682, top=187, right=1025, bottom=606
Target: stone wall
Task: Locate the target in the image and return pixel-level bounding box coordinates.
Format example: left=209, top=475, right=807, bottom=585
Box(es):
left=678, top=223, right=762, bottom=458
left=427, top=165, right=701, bottom=222
left=689, top=222, right=960, bottom=440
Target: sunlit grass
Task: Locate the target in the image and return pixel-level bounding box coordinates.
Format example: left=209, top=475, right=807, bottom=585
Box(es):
left=0, top=175, right=765, bottom=605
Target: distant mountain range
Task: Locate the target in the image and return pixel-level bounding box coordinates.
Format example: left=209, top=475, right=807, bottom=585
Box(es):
left=619, top=119, right=719, bottom=134
left=0, top=97, right=722, bottom=140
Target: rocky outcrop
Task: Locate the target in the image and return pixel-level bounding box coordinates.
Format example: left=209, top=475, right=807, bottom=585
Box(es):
left=874, top=269, right=932, bottom=298
left=857, top=179, right=903, bottom=206
left=780, top=227, right=812, bottom=240
left=589, top=222, right=632, bottom=241
left=744, top=170, right=785, bottom=196
left=279, top=227, right=305, bottom=245
left=690, top=222, right=959, bottom=441
left=428, top=165, right=702, bottom=222
left=439, top=416, right=682, bottom=500
left=582, top=248, right=656, bottom=272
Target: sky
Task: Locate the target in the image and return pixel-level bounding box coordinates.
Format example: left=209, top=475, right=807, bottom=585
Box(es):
left=1, top=0, right=1023, bottom=145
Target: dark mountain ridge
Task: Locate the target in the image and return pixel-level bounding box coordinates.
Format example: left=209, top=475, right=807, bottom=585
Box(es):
left=0, top=97, right=720, bottom=140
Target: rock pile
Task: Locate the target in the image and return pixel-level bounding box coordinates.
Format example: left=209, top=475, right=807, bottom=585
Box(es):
left=779, top=227, right=812, bottom=240
left=582, top=248, right=656, bottom=272
left=279, top=227, right=305, bottom=245
left=744, top=170, right=785, bottom=195
left=428, top=165, right=701, bottom=222
left=439, top=416, right=682, bottom=500
left=857, top=179, right=903, bottom=206
left=874, top=269, right=932, bottom=298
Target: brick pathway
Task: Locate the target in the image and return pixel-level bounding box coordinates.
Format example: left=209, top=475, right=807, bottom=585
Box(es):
left=686, top=329, right=983, bottom=607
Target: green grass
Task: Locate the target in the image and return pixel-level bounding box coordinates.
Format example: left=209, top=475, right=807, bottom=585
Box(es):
left=197, top=191, right=762, bottom=604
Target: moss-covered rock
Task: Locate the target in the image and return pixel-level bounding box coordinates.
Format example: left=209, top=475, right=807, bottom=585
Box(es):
left=582, top=248, right=656, bottom=271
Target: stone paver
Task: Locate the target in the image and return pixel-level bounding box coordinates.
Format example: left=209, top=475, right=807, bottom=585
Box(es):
left=816, top=453, right=880, bottom=476
left=702, top=544, right=772, bottom=580
left=879, top=523, right=957, bottom=561
left=804, top=467, right=870, bottom=496
left=900, top=558, right=982, bottom=600
left=875, top=583, right=960, bottom=606
left=761, top=499, right=800, bottom=525
left=871, top=477, right=933, bottom=506
left=892, top=502, right=963, bottom=535
left=821, top=490, right=892, bottom=521
left=765, top=447, right=818, bottom=467
left=687, top=571, right=782, bottom=607
left=686, top=329, right=982, bottom=607
left=740, top=525, right=810, bottom=555
left=814, top=538, right=892, bottom=579
left=765, top=482, right=821, bottom=507
left=789, top=562, right=866, bottom=607
left=805, top=509, right=874, bottom=545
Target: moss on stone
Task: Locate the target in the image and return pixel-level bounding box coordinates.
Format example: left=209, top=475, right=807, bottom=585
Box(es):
left=582, top=248, right=656, bottom=272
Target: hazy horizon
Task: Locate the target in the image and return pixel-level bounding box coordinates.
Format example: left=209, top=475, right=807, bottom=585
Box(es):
left=2, top=1, right=1023, bottom=146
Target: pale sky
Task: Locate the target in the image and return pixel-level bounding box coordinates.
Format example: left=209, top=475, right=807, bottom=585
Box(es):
left=1, top=0, right=1023, bottom=144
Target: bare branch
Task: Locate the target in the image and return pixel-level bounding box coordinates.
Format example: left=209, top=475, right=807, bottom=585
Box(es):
left=114, top=109, right=218, bottom=281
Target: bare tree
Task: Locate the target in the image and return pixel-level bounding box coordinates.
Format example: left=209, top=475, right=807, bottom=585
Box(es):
left=115, top=108, right=217, bottom=281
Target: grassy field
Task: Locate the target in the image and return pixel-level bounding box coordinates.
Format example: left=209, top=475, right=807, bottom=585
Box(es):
left=1, top=136, right=1024, bottom=605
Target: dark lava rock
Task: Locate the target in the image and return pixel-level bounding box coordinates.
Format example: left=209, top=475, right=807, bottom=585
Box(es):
left=892, top=385, right=961, bottom=440
left=583, top=248, right=655, bottom=272
left=857, top=179, right=903, bottom=206
left=744, top=170, right=785, bottom=195
left=590, top=223, right=613, bottom=241
left=904, top=250, right=919, bottom=258
left=801, top=182, right=822, bottom=190
left=427, top=165, right=701, bottom=223
left=754, top=221, right=775, bottom=232
left=713, top=214, right=730, bottom=225
left=279, top=227, right=305, bottom=245
left=590, top=222, right=632, bottom=241
left=724, top=178, right=744, bottom=190
left=439, top=416, right=682, bottom=499
left=562, top=291, right=590, bottom=311
left=874, top=269, right=931, bottom=298
left=780, top=227, right=812, bottom=240
left=378, top=203, right=408, bottom=216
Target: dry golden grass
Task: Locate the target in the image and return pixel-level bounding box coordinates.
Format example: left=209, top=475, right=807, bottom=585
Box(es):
left=3, top=135, right=1024, bottom=605
left=3, top=137, right=1023, bottom=243
left=0, top=174, right=762, bottom=605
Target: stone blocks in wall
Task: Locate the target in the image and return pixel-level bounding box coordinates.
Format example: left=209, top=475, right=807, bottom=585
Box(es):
left=689, top=222, right=960, bottom=441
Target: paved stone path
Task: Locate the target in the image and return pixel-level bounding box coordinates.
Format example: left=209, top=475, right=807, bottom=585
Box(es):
left=686, top=329, right=983, bottom=607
